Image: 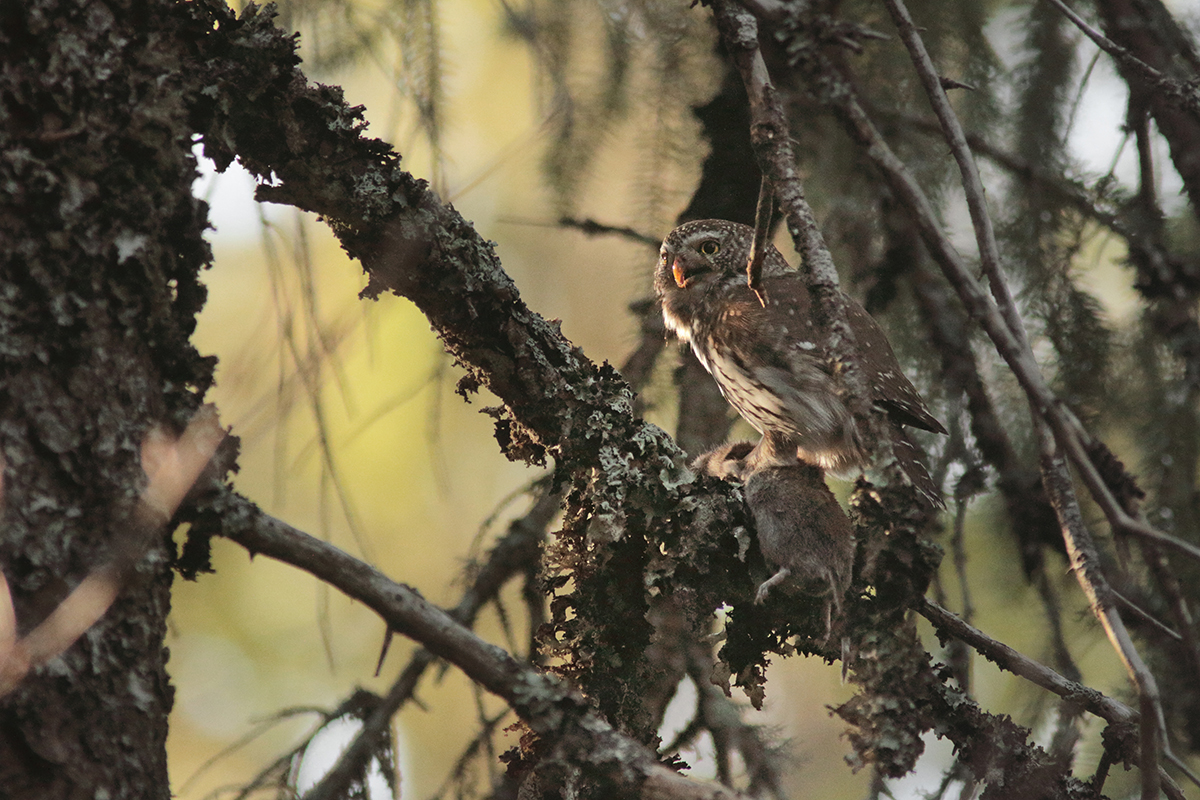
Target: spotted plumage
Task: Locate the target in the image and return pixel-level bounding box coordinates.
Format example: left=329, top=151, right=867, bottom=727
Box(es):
left=656, top=219, right=947, bottom=507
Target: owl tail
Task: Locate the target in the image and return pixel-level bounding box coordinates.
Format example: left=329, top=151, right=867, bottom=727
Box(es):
left=889, top=424, right=944, bottom=509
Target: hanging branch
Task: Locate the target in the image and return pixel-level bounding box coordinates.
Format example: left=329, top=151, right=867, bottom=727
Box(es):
left=707, top=0, right=880, bottom=468
left=745, top=174, right=773, bottom=305
left=878, top=3, right=1187, bottom=792
left=1124, top=97, right=1200, bottom=705
left=707, top=2, right=840, bottom=289
left=906, top=258, right=1058, bottom=576
left=1088, top=0, right=1200, bottom=223
left=921, top=596, right=1196, bottom=796
left=1042, top=0, right=1200, bottom=118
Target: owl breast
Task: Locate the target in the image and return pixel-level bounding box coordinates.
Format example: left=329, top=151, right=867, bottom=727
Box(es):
left=699, top=341, right=786, bottom=434
left=661, top=301, right=694, bottom=344
left=693, top=334, right=865, bottom=475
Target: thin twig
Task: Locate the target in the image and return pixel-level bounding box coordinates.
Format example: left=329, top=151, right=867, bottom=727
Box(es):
left=949, top=490, right=974, bottom=626
left=1163, top=751, right=1200, bottom=792
left=882, top=0, right=1030, bottom=353
left=429, top=707, right=510, bottom=800
left=554, top=216, right=661, bottom=248
left=302, top=487, right=558, bottom=800
left=685, top=648, right=788, bottom=800
left=746, top=174, right=773, bottom=306
left=1037, top=430, right=1161, bottom=800
left=918, top=599, right=1135, bottom=725
left=181, top=706, right=328, bottom=797
left=1137, top=538, right=1200, bottom=686
left=895, top=112, right=1130, bottom=234
left=1033, top=549, right=1086, bottom=764
left=1034, top=571, right=1082, bottom=685
left=302, top=657, right=427, bottom=800
left=1111, top=588, right=1184, bottom=643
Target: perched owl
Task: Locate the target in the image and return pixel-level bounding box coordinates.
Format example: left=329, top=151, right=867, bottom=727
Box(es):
left=657, top=219, right=947, bottom=507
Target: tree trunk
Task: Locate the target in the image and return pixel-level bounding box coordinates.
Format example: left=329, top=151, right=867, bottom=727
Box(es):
left=0, top=0, right=216, bottom=796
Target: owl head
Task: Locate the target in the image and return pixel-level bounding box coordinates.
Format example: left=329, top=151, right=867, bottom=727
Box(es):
left=655, top=219, right=790, bottom=299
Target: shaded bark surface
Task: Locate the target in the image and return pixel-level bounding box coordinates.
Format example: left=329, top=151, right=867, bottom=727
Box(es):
left=0, top=1, right=216, bottom=796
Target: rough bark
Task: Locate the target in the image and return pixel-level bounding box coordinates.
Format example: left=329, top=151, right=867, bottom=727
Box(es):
left=0, top=0, right=217, bottom=796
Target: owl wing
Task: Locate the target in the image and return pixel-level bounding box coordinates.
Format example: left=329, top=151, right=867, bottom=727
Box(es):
left=721, top=276, right=831, bottom=380
left=741, top=275, right=947, bottom=436
left=720, top=276, right=846, bottom=411
left=844, top=301, right=948, bottom=435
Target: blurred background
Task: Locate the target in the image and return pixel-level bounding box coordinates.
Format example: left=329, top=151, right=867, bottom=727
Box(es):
left=170, top=0, right=1197, bottom=797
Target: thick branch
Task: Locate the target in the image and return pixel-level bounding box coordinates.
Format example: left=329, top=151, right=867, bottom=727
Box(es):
left=195, top=5, right=690, bottom=484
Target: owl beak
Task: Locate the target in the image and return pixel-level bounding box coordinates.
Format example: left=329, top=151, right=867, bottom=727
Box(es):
left=671, top=258, right=690, bottom=289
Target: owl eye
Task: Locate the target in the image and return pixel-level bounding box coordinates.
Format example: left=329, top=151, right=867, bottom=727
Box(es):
left=698, top=240, right=720, bottom=256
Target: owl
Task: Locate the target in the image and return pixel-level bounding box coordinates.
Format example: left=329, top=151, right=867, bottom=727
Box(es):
left=657, top=219, right=946, bottom=507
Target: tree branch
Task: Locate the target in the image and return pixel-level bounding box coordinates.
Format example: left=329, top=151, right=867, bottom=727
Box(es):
left=807, top=0, right=1200, bottom=571
left=207, top=487, right=752, bottom=800
left=843, top=7, right=1195, bottom=792
left=556, top=217, right=661, bottom=248
left=882, top=0, right=1030, bottom=353
left=1037, top=432, right=1164, bottom=799
left=302, top=488, right=558, bottom=800
left=918, top=599, right=1135, bottom=725
left=708, top=0, right=887, bottom=482
left=193, top=0, right=761, bottom=752
left=1090, top=0, right=1200, bottom=215
left=1044, top=0, right=1200, bottom=118
left=708, top=0, right=840, bottom=291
